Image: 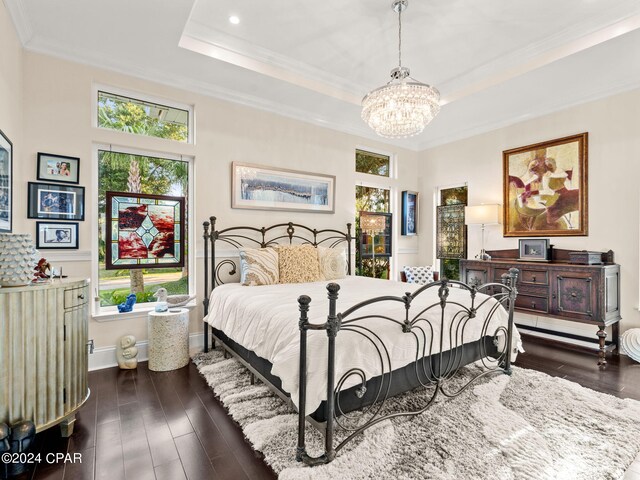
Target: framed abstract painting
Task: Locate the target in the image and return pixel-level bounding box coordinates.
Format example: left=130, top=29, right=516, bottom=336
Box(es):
left=231, top=162, right=335, bottom=213
left=0, top=130, right=12, bottom=232
left=105, top=191, right=185, bottom=270
left=503, top=132, right=588, bottom=237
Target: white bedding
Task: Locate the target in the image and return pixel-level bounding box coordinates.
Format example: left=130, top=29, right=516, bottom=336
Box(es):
left=205, top=276, right=521, bottom=414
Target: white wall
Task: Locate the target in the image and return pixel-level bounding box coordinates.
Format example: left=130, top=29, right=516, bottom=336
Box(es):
left=0, top=0, right=23, bottom=191
left=419, top=88, right=640, bottom=335
left=13, top=50, right=421, bottom=352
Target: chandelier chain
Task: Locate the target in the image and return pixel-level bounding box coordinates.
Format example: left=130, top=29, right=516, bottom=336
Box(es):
left=398, top=5, right=402, bottom=68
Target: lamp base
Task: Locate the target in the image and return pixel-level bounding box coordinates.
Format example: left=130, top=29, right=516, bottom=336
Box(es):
left=475, top=250, right=492, bottom=261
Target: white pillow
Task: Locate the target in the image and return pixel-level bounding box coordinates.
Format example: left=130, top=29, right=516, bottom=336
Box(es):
left=239, top=247, right=279, bottom=286
left=317, top=246, right=347, bottom=281
left=403, top=266, right=435, bottom=285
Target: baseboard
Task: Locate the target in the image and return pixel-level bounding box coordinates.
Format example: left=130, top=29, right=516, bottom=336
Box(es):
left=89, top=332, right=205, bottom=371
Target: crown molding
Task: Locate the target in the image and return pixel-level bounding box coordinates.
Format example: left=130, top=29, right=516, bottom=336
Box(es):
left=417, top=78, right=640, bottom=151
left=441, top=11, right=640, bottom=105
left=3, top=0, right=34, bottom=45
left=183, top=21, right=364, bottom=101
left=23, top=36, right=422, bottom=152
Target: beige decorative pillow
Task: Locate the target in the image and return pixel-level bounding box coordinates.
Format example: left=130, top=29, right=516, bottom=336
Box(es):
left=278, top=244, right=322, bottom=284
left=239, top=247, right=279, bottom=286
left=317, top=246, right=347, bottom=281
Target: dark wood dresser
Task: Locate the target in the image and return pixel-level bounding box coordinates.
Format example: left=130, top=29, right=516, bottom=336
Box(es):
left=460, top=249, right=620, bottom=365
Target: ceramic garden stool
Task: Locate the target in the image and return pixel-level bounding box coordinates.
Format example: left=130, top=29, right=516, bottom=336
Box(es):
left=147, top=308, right=189, bottom=371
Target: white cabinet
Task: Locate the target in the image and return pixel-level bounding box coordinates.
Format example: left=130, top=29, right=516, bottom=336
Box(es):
left=0, top=278, right=90, bottom=436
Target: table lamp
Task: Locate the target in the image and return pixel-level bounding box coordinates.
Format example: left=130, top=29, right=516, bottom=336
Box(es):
left=464, top=204, right=502, bottom=261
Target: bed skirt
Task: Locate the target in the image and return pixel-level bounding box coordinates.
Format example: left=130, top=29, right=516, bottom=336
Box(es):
left=211, top=327, right=498, bottom=422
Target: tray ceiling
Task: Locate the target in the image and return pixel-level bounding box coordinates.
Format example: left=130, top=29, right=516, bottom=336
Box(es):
left=6, top=0, right=640, bottom=150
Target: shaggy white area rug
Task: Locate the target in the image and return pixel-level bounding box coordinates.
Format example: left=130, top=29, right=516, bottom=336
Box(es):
left=193, top=349, right=640, bottom=480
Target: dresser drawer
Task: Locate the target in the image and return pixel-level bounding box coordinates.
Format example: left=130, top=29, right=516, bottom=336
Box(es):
left=520, top=269, right=549, bottom=285
left=64, top=286, right=88, bottom=309
left=515, top=294, right=549, bottom=314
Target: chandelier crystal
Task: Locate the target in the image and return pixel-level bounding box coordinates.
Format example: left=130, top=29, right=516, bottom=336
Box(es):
left=362, top=0, right=440, bottom=138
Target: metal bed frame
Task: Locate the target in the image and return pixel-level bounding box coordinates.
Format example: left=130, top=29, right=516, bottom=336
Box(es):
left=202, top=217, right=519, bottom=466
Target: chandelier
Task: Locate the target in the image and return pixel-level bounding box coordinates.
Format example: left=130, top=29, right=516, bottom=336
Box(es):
left=361, top=0, right=440, bottom=138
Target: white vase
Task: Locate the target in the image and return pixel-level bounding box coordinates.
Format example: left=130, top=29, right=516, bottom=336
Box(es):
left=0, top=234, right=39, bottom=287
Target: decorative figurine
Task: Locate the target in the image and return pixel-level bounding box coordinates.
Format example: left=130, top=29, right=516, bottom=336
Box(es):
left=116, top=335, right=138, bottom=369
left=117, top=293, right=137, bottom=313
left=33, top=258, right=51, bottom=281
left=153, top=287, right=196, bottom=310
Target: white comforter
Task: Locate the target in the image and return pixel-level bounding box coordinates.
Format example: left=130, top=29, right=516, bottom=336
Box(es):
left=205, top=276, right=520, bottom=414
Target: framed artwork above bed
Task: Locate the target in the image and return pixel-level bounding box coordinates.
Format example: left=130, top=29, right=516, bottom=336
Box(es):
left=231, top=162, right=335, bottom=213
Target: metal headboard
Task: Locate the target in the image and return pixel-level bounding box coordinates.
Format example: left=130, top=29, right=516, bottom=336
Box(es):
left=201, top=216, right=352, bottom=349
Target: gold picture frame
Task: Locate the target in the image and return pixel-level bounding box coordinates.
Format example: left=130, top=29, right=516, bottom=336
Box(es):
left=503, top=133, right=588, bottom=237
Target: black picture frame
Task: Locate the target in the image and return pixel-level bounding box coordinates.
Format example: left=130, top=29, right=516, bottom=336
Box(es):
left=37, top=152, right=80, bottom=184
left=36, top=221, right=79, bottom=249
left=0, top=129, right=13, bottom=232
left=518, top=238, right=550, bottom=261
left=27, top=182, right=85, bottom=221
left=401, top=190, right=418, bottom=235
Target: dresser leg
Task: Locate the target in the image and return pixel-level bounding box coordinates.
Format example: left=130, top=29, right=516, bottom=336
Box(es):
left=60, top=415, right=76, bottom=437
left=596, top=326, right=607, bottom=366
left=612, top=322, right=620, bottom=356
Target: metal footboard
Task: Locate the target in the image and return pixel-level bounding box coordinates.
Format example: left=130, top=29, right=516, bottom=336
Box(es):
left=296, top=269, right=519, bottom=466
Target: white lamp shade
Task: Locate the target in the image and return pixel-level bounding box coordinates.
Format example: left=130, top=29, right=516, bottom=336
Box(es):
left=361, top=214, right=386, bottom=233
left=465, top=204, right=502, bottom=225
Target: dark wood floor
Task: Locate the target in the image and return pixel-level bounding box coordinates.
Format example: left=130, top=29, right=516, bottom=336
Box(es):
left=16, top=335, right=640, bottom=480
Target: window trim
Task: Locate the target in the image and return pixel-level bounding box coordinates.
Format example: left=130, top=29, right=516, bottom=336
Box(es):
left=355, top=145, right=395, bottom=179
left=92, top=83, right=195, bottom=144
left=91, top=143, right=195, bottom=320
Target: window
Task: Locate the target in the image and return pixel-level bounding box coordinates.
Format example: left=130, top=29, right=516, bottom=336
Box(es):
left=97, top=90, right=191, bottom=143
left=356, top=149, right=390, bottom=177
left=436, top=186, right=468, bottom=280
left=97, top=149, right=190, bottom=307
left=356, top=185, right=391, bottom=279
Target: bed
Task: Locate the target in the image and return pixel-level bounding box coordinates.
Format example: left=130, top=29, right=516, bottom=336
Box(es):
left=202, top=218, right=520, bottom=466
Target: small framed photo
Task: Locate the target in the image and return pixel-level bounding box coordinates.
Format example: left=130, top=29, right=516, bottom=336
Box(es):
left=401, top=191, right=418, bottom=236
left=27, top=182, right=85, bottom=220
left=518, top=238, right=549, bottom=261
left=36, top=222, right=78, bottom=249
left=37, top=153, right=80, bottom=184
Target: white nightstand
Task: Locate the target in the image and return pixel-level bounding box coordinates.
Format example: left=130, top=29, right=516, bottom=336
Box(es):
left=147, top=308, right=189, bottom=371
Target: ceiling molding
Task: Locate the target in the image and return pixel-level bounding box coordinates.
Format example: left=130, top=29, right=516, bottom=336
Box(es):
left=417, top=77, right=640, bottom=151
left=183, top=20, right=364, bottom=101
left=442, top=12, right=640, bottom=105
left=22, top=37, right=423, bottom=152
left=3, top=0, right=34, bottom=45
left=179, top=33, right=362, bottom=105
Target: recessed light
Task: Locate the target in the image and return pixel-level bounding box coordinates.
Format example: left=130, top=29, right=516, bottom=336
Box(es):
left=229, top=15, right=240, bottom=25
